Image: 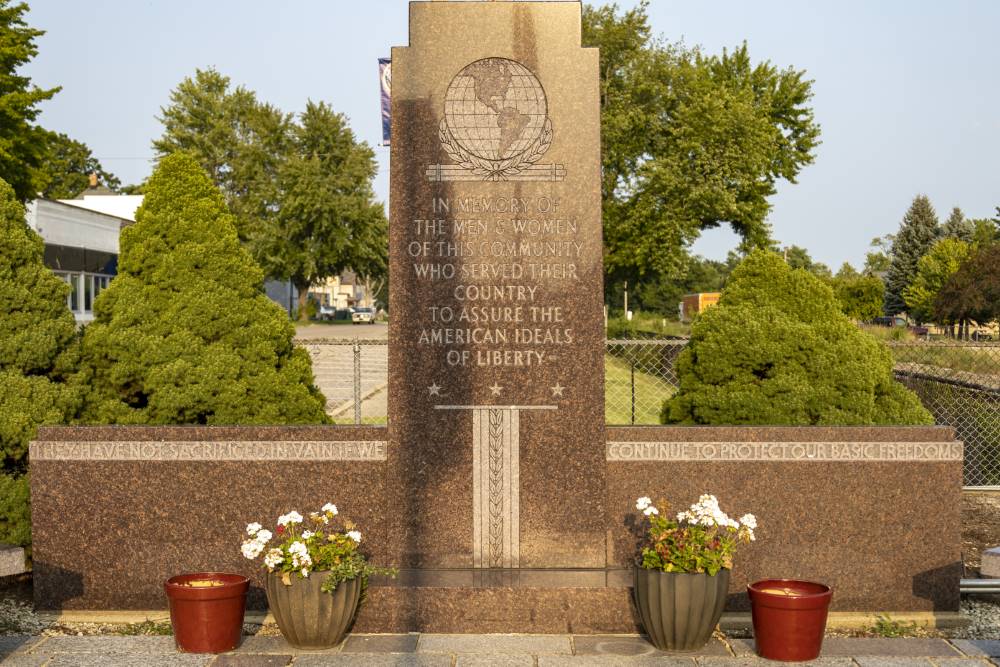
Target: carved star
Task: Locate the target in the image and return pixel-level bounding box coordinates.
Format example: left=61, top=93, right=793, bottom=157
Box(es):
left=551, top=383, right=565, bottom=397
left=428, top=382, right=442, bottom=397
left=489, top=382, right=503, bottom=396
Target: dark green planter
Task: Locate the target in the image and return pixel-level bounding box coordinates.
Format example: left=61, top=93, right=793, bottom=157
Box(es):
left=633, top=567, right=731, bottom=651
left=265, top=572, right=361, bottom=649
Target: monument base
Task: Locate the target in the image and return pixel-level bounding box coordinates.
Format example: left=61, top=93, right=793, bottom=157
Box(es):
left=30, top=425, right=962, bottom=627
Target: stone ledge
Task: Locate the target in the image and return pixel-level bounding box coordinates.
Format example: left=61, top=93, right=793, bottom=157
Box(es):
left=0, top=543, right=26, bottom=577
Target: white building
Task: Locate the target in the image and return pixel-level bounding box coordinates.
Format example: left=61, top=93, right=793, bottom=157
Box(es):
left=25, top=198, right=131, bottom=323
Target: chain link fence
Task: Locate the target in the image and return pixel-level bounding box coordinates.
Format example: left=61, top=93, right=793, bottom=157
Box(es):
left=298, top=338, right=1000, bottom=488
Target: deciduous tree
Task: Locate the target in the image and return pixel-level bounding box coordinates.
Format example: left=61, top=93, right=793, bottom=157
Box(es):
left=831, top=263, right=884, bottom=321
left=934, top=245, right=1000, bottom=330
left=0, top=1, right=60, bottom=201
left=902, top=238, right=971, bottom=324
left=583, top=2, right=820, bottom=282
left=38, top=131, right=121, bottom=199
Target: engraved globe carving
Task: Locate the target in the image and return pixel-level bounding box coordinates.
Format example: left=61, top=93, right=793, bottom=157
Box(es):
left=443, top=57, right=548, bottom=161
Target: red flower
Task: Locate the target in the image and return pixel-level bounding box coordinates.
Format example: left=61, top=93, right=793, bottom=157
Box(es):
left=276, top=525, right=284, bottom=534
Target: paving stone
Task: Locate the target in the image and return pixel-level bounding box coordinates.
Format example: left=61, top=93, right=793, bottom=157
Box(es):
left=0, top=655, right=49, bottom=667
left=33, top=635, right=179, bottom=655
left=455, top=656, right=534, bottom=666
left=212, top=654, right=292, bottom=666
left=291, top=656, right=452, bottom=666
left=821, top=639, right=962, bottom=657
left=45, top=654, right=212, bottom=666
left=0, top=635, right=44, bottom=658
left=416, top=634, right=572, bottom=655
left=696, top=658, right=855, bottom=667
left=931, top=660, right=994, bottom=666
left=539, top=658, right=696, bottom=667
left=853, top=658, right=936, bottom=667
left=234, top=636, right=340, bottom=654
left=980, top=547, right=1000, bottom=578
left=342, top=634, right=418, bottom=653
left=954, top=641, right=1000, bottom=657
left=572, top=635, right=729, bottom=657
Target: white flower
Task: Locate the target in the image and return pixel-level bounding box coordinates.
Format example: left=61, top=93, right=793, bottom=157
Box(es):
left=246, top=522, right=262, bottom=536
left=322, top=503, right=338, bottom=516
left=256, top=529, right=273, bottom=543
left=301, top=568, right=310, bottom=578
left=263, top=548, right=283, bottom=570
left=346, top=530, right=362, bottom=543
left=635, top=497, right=652, bottom=511
left=241, top=539, right=264, bottom=560
left=302, top=530, right=314, bottom=539
left=643, top=506, right=659, bottom=516
left=277, top=511, right=304, bottom=526
left=288, top=540, right=308, bottom=556
left=739, top=514, right=757, bottom=531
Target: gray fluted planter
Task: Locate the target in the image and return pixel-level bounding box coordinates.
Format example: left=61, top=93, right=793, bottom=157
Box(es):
left=265, top=572, right=361, bottom=649
left=633, top=567, right=730, bottom=651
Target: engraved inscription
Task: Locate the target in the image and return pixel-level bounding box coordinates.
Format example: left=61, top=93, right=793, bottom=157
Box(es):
left=606, top=441, right=964, bottom=462
left=30, top=441, right=388, bottom=462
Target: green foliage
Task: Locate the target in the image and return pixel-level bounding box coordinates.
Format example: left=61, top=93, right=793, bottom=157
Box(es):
left=636, top=496, right=754, bottom=576
left=154, top=72, right=388, bottom=322
left=831, top=263, right=884, bottom=321
left=871, top=614, right=920, bottom=638
left=970, top=218, right=1000, bottom=248
left=612, top=255, right=733, bottom=319
left=934, top=244, right=1000, bottom=326
left=0, top=1, right=60, bottom=202
left=784, top=245, right=830, bottom=278
left=662, top=251, right=933, bottom=425
left=941, top=207, right=974, bottom=243
left=903, top=238, right=971, bottom=324
left=884, top=195, right=940, bottom=315
left=0, top=472, right=30, bottom=547
left=583, top=2, right=819, bottom=281
left=0, top=179, right=78, bottom=474
left=863, top=235, right=894, bottom=276
left=38, top=131, right=121, bottom=199
left=76, top=154, right=328, bottom=425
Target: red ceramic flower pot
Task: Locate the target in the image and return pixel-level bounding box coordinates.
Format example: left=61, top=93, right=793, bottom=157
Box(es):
left=164, top=572, right=249, bottom=653
left=748, top=579, right=832, bottom=662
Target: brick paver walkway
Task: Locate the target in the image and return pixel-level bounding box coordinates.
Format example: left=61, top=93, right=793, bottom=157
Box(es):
left=3, top=634, right=1000, bottom=666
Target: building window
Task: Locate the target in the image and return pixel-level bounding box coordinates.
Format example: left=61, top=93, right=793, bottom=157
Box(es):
left=69, top=274, right=81, bottom=312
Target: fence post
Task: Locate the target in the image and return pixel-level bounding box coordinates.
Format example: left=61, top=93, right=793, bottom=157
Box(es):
left=630, top=361, right=636, bottom=425
left=353, top=339, right=362, bottom=425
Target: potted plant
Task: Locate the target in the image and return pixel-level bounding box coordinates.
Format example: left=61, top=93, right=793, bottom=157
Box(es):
left=633, top=495, right=756, bottom=650
left=748, top=579, right=832, bottom=661
left=241, top=503, right=394, bottom=649
left=164, top=572, right=249, bottom=653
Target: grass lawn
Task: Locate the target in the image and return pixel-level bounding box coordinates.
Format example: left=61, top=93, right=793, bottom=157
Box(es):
left=605, top=353, right=675, bottom=425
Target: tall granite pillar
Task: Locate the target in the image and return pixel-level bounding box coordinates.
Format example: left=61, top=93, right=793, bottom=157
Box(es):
left=389, top=1, right=605, bottom=569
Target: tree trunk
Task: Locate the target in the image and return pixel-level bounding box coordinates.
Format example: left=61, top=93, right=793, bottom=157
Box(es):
left=295, top=281, right=311, bottom=323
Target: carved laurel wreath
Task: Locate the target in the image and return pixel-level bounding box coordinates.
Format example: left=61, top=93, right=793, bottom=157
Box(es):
left=439, top=116, right=553, bottom=182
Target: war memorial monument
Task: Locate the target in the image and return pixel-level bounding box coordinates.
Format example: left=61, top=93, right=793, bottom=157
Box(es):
left=29, top=1, right=963, bottom=632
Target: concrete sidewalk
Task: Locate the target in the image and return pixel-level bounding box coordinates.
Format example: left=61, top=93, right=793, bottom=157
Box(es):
left=3, top=635, right=1000, bottom=666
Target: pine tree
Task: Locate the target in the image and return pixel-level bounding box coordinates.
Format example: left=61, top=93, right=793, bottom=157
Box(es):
left=0, top=177, right=79, bottom=546
left=0, top=1, right=60, bottom=201
left=884, top=195, right=940, bottom=316
left=663, top=251, right=932, bottom=426
left=941, top=207, right=973, bottom=242
left=77, top=153, right=328, bottom=425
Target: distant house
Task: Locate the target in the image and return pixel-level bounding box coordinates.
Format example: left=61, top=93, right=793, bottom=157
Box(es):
left=308, top=271, right=372, bottom=311
left=25, top=198, right=132, bottom=323
left=679, top=292, right=721, bottom=322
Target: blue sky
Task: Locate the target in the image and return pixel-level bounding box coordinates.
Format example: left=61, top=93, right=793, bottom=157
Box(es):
left=22, top=0, right=1000, bottom=270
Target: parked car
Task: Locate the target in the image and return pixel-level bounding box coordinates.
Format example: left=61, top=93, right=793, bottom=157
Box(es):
left=317, top=304, right=336, bottom=321
left=352, top=307, right=375, bottom=324
left=871, top=316, right=907, bottom=328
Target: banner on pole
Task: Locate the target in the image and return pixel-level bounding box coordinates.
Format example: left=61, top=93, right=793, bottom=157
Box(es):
left=379, top=57, right=391, bottom=146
